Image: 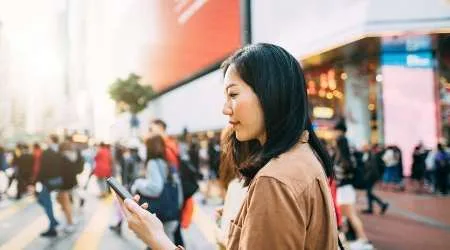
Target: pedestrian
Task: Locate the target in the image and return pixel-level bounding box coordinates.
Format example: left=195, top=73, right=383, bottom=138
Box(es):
left=362, top=144, right=389, bottom=215
left=57, top=141, right=81, bottom=233
left=333, top=120, right=374, bottom=250
left=4, top=144, right=21, bottom=195
left=411, top=142, right=428, bottom=193
left=118, top=43, right=341, bottom=250
left=94, top=142, right=112, bottom=198
left=109, top=145, right=142, bottom=235
left=434, top=143, right=450, bottom=195
left=382, top=146, right=400, bottom=191
left=148, top=119, right=185, bottom=247
left=0, top=146, right=9, bottom=199
left=131, top=134, right=182, bottom=242
left=36, top=135, right=64, bottom=237
left=15, top=144, right=34, bottom=200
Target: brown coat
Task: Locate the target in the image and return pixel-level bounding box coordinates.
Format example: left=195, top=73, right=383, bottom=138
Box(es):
left=227, top=141, right=338, bottom=250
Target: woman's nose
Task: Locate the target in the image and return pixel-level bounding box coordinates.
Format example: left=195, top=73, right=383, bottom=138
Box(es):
left=222, top=101, right=232, bottom=116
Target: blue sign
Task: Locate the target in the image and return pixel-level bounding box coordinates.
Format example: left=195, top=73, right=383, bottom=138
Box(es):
left=381, top=52, right=434, bottom=68
left=381, top=35, right=432, bottom=52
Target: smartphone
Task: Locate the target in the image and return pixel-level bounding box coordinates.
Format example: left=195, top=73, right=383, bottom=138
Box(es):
left=106, top=177, right=134, bottom=201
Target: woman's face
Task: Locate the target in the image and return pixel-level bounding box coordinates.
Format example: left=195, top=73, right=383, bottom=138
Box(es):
left=222, top=65, right=266, bottom=144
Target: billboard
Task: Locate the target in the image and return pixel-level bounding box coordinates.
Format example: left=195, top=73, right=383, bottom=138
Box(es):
left=146, top=0, right=241, bottom=93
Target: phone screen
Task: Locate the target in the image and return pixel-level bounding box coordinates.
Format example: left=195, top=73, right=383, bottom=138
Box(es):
left=106, top=177, right=134, bottom=201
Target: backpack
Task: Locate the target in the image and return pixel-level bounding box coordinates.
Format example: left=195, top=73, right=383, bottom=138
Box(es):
left=179, top=159, right=201, bottom=199
left=139, top=162, right=180, bottom=222
left=167, top=145, right=202, bottom=199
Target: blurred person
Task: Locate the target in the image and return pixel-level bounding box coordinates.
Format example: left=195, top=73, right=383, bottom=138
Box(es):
left=149, top=119, right=184, bottom=246
left=57, top=141, right=81, bottom=233
left=177, top=133, right=202, bottom=230
left=411, top=142, right=429, bottom=193
left=320, top=139, right=343, bottom=230
left=94, top=142, right=112, bottom=198
left=15, top=144, right=34, bottom=200
left=131, top=134, right=182, bottom=242
left=32, top=143, right=43, bottom=184
left=114, top=143, right=126, bottom=183
left=188, top=135, right=201, bottom=171
left=434, top=143, right=450, bottom=195
left=117, top=44, right=342, bottom=250
left=425, top=147, right=437, bottom=192
left=36, top=135, right=64, bottom=237
left=109, top=145, right=142, bottom=235
left=351, top=147, right=366, bottom=190
left=392, top=145, right=405, bottom=192
left=334, top=120, right=373, bottom=250
left=203, top=133, right=222, bottom=204
left=149, top=119, right=180, bottom=170
left=4, top=144, right=22, bottom=195
left=361, top=144, right=389, bottom=215
left=0, top=146, right=9, bottom=199
left=215, top=126, right=247, bottom=249
left=381, top=146, right=400, bottom=191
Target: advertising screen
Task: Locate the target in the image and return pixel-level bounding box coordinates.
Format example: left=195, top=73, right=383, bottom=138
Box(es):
left=146, top=0, right=241, bottom=93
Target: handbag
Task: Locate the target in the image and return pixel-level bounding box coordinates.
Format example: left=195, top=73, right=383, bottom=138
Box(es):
left=139, top=161, right=180, bottom=222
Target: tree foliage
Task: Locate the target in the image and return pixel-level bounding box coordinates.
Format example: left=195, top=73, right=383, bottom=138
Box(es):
left=109, top=73, right=154, bottom=114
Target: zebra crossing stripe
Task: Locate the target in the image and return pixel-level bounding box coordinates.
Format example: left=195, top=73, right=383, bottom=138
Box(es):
left=0, top=214, right=47, bottom=250
left=0, top=196, right=34, bottom=222
left=73, top=196, right=113, bottom=250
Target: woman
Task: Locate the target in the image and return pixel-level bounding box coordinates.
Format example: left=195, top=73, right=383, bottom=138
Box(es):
left=131, top=134, right=182, bottom=242
left=411, top=143, right=428, bottom=193
left=333, top=121, right=373, bottom=250
left=118, top=43, right=339, bottom=249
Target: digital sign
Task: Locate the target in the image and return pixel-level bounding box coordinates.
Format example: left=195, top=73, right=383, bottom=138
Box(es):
left=145, top=0, right=241, bottom=93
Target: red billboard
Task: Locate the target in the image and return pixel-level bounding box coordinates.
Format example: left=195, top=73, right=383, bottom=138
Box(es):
left=146, top=0, right=241, bottom=93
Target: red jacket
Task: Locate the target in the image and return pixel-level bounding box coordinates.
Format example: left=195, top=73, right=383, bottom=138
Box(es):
left=164, top=138, right=179, bottom=169
left=94, top=148, right=112, bottom=178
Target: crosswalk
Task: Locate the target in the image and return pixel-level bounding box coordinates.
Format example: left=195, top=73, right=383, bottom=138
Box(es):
left=0, top=192, right=217, bottom=250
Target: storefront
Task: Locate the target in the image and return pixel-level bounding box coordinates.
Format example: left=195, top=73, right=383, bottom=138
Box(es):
left=301, top=33, right=448, bottom=175
left=302, top=37, right=381, bottom=147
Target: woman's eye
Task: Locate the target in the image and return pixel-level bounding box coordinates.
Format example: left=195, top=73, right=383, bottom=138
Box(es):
left=229, top=93, right=238, bottom=98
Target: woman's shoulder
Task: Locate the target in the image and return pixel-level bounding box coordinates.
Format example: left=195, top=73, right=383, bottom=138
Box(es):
left=148, top=158, right=167, bottom=167
left=255, top=143, right=327, bottom=195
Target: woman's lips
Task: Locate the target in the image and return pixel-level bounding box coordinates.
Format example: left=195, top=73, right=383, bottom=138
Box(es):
left=229, top=121, right=239, bottom=126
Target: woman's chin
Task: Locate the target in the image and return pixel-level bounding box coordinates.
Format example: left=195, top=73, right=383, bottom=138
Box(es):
left=235, top=132, right=252, bottom=142
left=235, top=132, right=245, bottom=142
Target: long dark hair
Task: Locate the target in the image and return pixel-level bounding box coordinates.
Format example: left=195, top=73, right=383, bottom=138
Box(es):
left=222, top=43, right=334, bottom=186
left=145, top=135, right=167, bottom=164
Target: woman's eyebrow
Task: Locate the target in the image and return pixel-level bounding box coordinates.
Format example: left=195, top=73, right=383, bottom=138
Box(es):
left=225, top=83, right=238, bottom=91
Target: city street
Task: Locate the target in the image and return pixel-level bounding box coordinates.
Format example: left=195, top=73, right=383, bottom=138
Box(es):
left=358, top=190, right=450, bottom=250
left=0, top=171, right=217, bottom=250
left=1, top=170, right=450, bottom=250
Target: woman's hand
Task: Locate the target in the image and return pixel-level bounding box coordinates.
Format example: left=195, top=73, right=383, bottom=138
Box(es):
left=116, top=194, right=176, bottom=250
